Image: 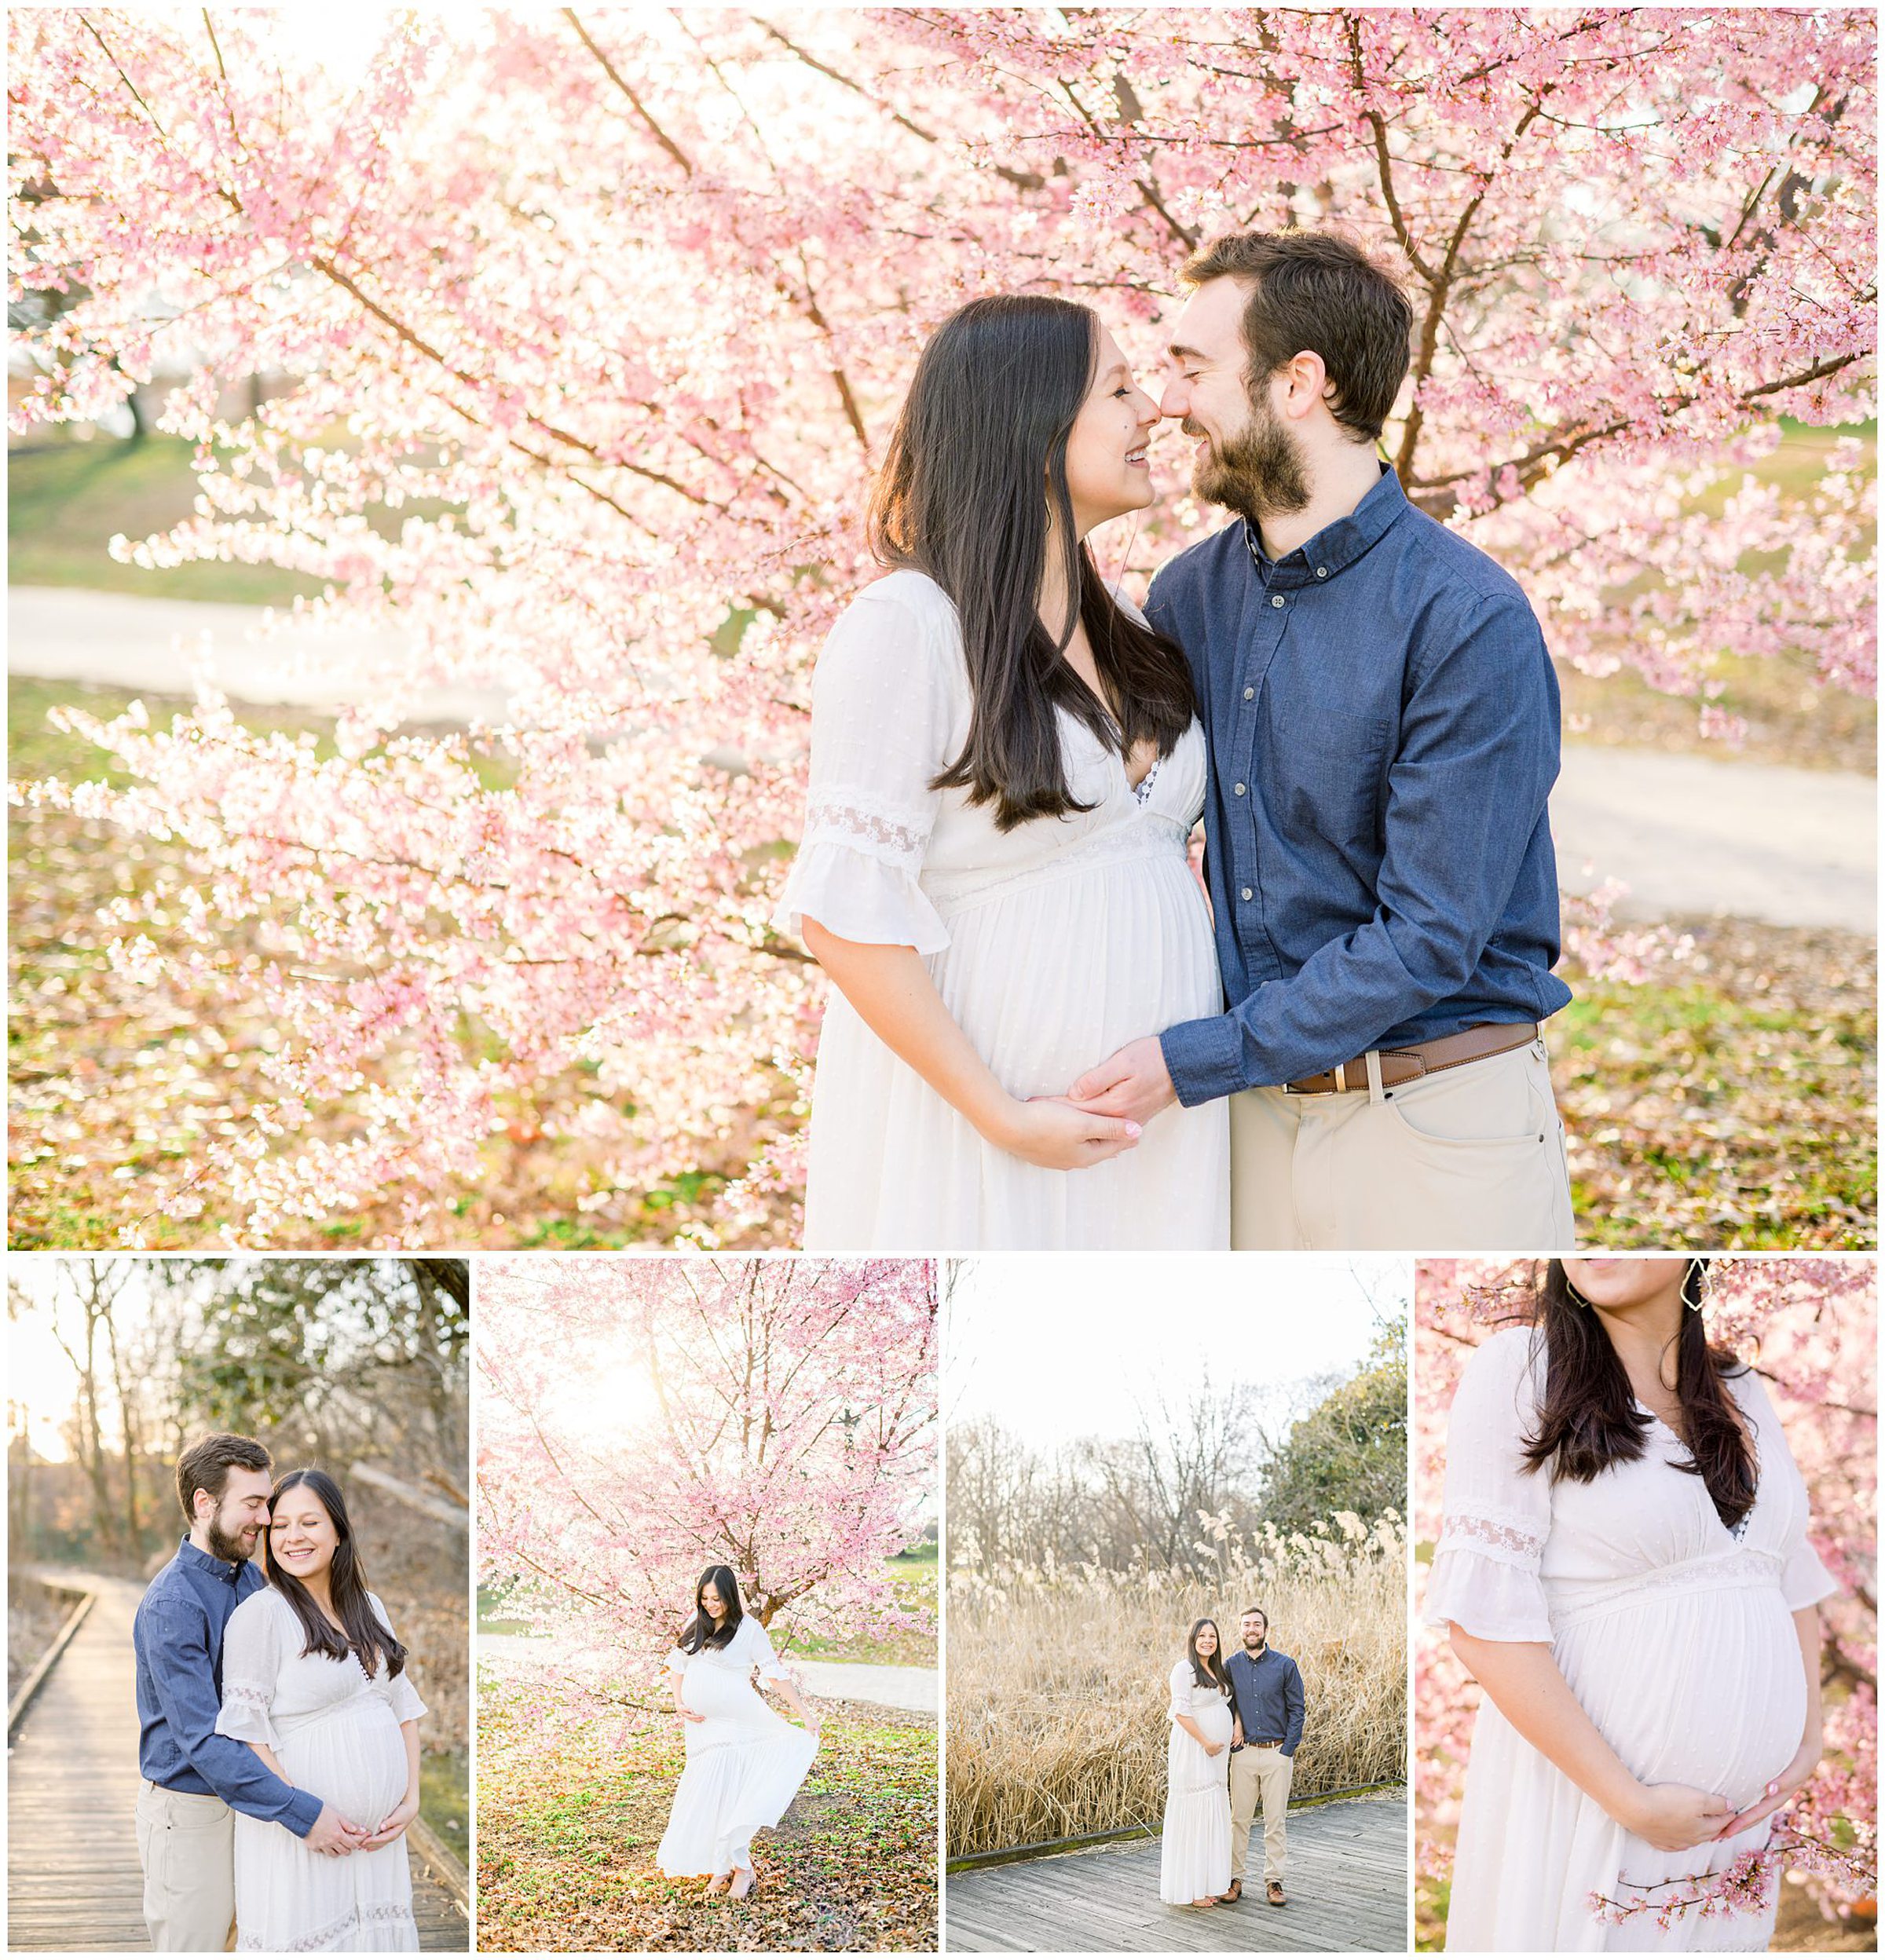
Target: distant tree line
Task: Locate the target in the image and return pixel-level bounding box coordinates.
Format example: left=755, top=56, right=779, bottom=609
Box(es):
left=8, top=1257, right=467, bottom=1573
left=948, top=1317, right=1405, bottom=1575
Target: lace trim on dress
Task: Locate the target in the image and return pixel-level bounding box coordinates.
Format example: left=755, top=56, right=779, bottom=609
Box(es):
left=221, top=1681, right=273, bottom=1711
left=1553, top=1547, right=1786, bottom=1636
left=1609, top=1546, right=1783, bottom=1600
left=927, top=812, right=1189, bottom=916
left=1434, top=1511, right=1545, bottom=1567
left=1130, top=755, right=1163, bottom=806
left=800, top=791, right=930, bottom=865
left=237, top=1902, right=416, bottom=1952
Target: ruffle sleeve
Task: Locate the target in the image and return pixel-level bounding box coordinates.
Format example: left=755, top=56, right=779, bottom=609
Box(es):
left=666, top=1646, right=690, bottom=1675
left=367, top=1595, right=427, bottom=1724
left=1781, top=1534, right=1839, bottom=1611
left=771, top=586, right=955, bottom=954
left=215, top=1590, right=284, bottom=1748
left=1166, top=1660, right=1195, bottom=1720
left=743, top=1615, right=793, bottom=1685
left=1422, top=1327, right=1556, bottom=1643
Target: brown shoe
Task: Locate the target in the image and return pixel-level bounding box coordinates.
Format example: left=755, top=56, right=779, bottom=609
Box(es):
left=1267, top=1880, right=1286, bottom=1906
left=1215, top=1881, right=1243, bottom=1903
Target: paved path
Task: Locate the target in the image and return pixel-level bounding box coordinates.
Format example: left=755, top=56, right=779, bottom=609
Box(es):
left=11, top=584, right=1874, bottom=932
left=6, top=1566, right=467, bottom=1951
left=945, top=1790, right=1407, bottom=1952
left=1553, top=744, right=1875, bottom=934
left=7, top=585, right=504, bottom=724
left=478, top=1630, right=937, bottom=1713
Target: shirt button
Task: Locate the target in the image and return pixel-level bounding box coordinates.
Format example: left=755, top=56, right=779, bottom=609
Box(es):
left=1241, top=886, right=1254, bottom=901
left=1243, top=686, right=1254, bottom=700
left=1233, top=782, right=1247, bottom=796
left=1316, top=566, right=1329, bottom=579
left=1270, top=594, right=1286, bottom=609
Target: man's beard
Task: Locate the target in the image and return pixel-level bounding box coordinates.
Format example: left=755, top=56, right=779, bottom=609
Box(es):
left=1244, top=1634, right=1268, bottom=1652
left=205, top=1512, right=258, bottom=1565
left=1189, top=395, right=1310, bottom=523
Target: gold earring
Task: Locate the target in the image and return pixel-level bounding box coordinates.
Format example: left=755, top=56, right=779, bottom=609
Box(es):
left=1686, top=1260, right=1716, bottom=1315
left=1563, top=1272, right=1594, bottom=1311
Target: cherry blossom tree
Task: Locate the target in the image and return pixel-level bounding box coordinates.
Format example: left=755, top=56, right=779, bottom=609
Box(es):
left=475, top=1255, right=935, bottom=1718
left=9, top=9, right=1875, bottom=1243
left=1414, top=1257, right=1877, bottom=1940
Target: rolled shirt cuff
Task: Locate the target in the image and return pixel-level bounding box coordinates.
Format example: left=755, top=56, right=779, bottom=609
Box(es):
left=1160, top=1012, right=1246, bottom=1107
left=277, top=1784, right=324, bottom=1838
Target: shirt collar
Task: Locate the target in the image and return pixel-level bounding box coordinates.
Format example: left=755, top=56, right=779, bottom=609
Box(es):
left=177, top=1534, right=243, bottom=1586
left=1243, top=463, right=1408, bottom=588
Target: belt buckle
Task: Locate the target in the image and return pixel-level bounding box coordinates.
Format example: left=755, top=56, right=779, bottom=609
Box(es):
left=1284, top=1059, right=1349, bottom=1096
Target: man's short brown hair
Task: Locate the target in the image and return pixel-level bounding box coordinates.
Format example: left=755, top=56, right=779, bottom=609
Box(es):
left=1241, top=1605, right=1269, bottom=1624
left=175, top=1432, right=272, bottom=1523
left=1180, top=230, right=1412, bottom=443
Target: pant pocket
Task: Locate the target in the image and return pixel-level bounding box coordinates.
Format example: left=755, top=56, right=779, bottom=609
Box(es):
left=1385, top=1046, right=1546, bottom=1153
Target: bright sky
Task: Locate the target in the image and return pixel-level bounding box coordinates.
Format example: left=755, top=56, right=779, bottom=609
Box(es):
left=6, top=1258, right=163, bottom=1462
left=946, top=1253, right=1403, bottom=1452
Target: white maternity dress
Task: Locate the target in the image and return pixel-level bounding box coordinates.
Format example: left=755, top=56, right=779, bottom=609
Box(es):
left=1426, top=1326, right=1837, bottom=1952
left=1158, top=1661, right=1234, bottom=1903
left=216, top=1585, right=426, bottom=1952
left=774, top=569, right=1229, bottom=1250
left=656, top=1615, right=818, bottom=1877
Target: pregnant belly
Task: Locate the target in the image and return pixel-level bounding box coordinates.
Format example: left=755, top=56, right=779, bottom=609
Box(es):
left=933, top=851, right=1220, bottom=1097
left=1194, top=1701, right=1234, bottom=1747
left=1557, top=1585, right=1803, bottom=1810
left=278, top=1699, right=410, bottom=1824
left=683, top=1660, right=776, bottom=1743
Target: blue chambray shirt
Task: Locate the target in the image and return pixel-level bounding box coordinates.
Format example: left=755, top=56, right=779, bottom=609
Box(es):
left=1148, top=465, right=1572, bottom=1105
left=132, top=1536, right=322, bottom=1835
left=1226, top=1644, right=1306, bottom=1756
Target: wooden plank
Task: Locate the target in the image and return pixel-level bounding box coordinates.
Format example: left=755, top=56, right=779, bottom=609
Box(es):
left=944, top=1790, right=1408, bottom=1953
left=6, top=1567, right=469, bottom=1952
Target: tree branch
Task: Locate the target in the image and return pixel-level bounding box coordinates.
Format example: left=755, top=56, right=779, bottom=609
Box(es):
left=562, top=8, right=694, bottom=177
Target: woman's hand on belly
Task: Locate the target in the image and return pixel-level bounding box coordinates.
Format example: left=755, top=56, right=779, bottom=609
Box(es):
left=995, top=1095, right=1144, bottom=1171
left=1711, top=1732, right=1824, bottom=1842
left=1622, top=1782, right=1737, bottom=1852
left=358, top=1792, right=419, bottom=1851
left=804, top=923, right=1140, bottom=1165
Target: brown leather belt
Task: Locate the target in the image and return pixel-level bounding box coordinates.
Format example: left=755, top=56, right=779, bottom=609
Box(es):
left=1283, top=1021, right=1540, bottom=1096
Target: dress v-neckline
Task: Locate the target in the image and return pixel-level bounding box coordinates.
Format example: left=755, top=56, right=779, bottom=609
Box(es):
left=1635, top=1398, right=1762, bottom=1541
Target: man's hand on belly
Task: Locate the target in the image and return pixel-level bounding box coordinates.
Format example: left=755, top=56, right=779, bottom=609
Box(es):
left=1067, top=1036, right=1178, bottom=1125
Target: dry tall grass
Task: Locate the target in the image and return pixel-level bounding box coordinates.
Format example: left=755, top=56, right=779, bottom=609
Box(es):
left=947, top=1515, right=1407, bottom=1858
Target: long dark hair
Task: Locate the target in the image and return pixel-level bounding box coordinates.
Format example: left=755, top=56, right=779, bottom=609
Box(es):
left=262, top=1468, right=407, bottom=1679
left=868, top=294, right=1197, bottom=832
left=1517, top=1260, right=1756, bottom=1530
left=1184, top=1617, right=1232, bottom=1698
left=677, top=1563, right=745, bottom=1654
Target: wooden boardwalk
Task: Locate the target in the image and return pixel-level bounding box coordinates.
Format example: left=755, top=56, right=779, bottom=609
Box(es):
left=7, top=1567, right=468, bottom=1951
left=945, top=1790, right=1408, bottom=1952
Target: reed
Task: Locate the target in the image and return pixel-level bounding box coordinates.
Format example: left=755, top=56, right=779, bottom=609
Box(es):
left=946, top=1515, right=1407, bottom=1858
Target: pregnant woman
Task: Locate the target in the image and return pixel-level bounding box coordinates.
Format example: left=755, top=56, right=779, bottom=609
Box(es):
left=217, top=1469, right=426, bottom=1952
left=657, top=1567, right=819, bottom=1898
left=1159, top=1617, right=1236, bottom=1909
left=1426, top=1257, right=1836, bottom=1951
left=773, top=294, right=1228, bottom=1249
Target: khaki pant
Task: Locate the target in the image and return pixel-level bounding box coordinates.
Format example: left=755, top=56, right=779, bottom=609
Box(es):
left=135, top=1781, right=235, bottom=1953
left=1229, top=1038, right=1576, bottom=1250
left=1229, top=1742, right=1293, bottom=1885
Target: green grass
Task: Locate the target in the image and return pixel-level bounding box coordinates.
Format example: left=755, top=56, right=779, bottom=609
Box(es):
left=9, top=436, right=324, bottom=604
left=1553, top=920, right=1876, bottom=1249
left=477, top=1679, right=937, bottom=1951
left=420, top=1744, right=470, bottom=1863
left=785, top=1545, right=939, bottom=1668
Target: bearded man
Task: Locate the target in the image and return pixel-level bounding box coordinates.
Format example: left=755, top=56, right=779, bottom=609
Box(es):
left=1070, top=229, right=1576, bottom=1252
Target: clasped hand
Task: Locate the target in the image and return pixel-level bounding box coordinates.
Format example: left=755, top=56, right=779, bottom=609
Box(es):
left=1065, top=1036, right=1178, bottom=1128
left=1001, top=1036, right=1177, bottom=1170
